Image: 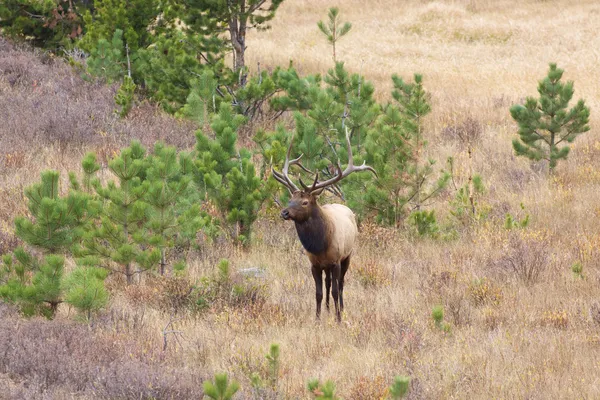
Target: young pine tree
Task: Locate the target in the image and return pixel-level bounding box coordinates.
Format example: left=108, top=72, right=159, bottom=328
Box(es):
left=392, top=74, right=450, bottom=214
left=78, top=141, right=160, bottom=284
left=145, top=142, right=206, bottom=275
left=1, top=171, right=98, bottom=317
left=195, top=103, right=267, bottom=243
left=510, top=63, right=590, bottom=173
left=317, top=7, right=352, bottom=62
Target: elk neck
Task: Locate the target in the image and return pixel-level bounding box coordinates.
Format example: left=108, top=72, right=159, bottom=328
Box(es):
left=294, top=203, right=330, bottom=255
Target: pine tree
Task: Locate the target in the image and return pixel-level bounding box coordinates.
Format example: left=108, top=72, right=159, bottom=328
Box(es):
left=145, top=142, right=206, bottom=275
left=0, top=170, right=99, bottom=317
left=136, top=31, right=228, bottom=113
left=510, top=63, right=590, bottom=173
left=86, top=29, right=127, bottom=84
left=202, top=373, right=239, bottom=400
left=317, top=7, right=352, bottom=62
left=194, top=103, right=267, bottom=243
left=392, top=74, right=449, bottom=213
left=79, top=0, right=160, bottom=53
left=0, top=0, right=87, bottom=49
left=175, top=0, right=286, bottom=85
left=78, top=141, right=160, bottom=284
left=62, top=265, right=108, bottom=320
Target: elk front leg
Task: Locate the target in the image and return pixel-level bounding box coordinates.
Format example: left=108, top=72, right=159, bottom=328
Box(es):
left=311, top=265, right=323, bottom=319
left=331, top=263, right=341, bottom=322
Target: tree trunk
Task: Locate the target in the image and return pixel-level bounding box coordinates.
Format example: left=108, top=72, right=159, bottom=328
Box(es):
left=160, top=248, right=166, bottom=276
left=229, top=13, right=247, bottom=86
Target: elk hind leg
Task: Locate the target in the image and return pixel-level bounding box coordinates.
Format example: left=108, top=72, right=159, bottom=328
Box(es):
left=325, top=268, right=331, bottom=311
left=340, top=256, right=350, bottom=313
left=331, top=263, right=341, bottom=322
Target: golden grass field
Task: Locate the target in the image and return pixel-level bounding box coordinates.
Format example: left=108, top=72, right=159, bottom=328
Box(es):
left=2, top=0, right=600, bottom=398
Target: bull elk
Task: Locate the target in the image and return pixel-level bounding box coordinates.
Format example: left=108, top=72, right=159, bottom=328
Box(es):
left=272, top=129, right=377, bottom=321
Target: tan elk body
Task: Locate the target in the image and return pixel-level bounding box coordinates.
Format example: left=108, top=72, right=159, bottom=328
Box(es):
left=273, top=129, right=376, bottom=321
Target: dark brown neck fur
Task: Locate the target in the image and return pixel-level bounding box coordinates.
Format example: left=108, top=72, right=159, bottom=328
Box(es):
left=294, top=204, right=331, bottom=255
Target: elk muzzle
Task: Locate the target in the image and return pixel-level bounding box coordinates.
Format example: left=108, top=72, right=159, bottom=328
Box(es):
left=281, top=209, right=291, bottom=220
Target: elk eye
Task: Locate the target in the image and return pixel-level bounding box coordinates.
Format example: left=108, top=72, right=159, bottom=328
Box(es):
left=302, top=200, right=309, bottom=206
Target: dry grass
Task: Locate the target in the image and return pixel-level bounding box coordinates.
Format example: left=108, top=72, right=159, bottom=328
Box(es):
left=2, top=0, right=600, bottom=398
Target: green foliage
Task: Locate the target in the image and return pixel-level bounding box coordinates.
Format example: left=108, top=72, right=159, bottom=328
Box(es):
left=86, top=29, right=126, bottom=83
left=431, top=305, right=451, bottom=333
left=4, top=169, right=99, bottom=318
left=0, top=0, right=87, bottom=49
left=77, top=141, right=159, bottom=284
left=174, top=0, right=285, bottom=75
left=510, top=63, right=590, bottom=172
left=62, top=265, right=109, bottom=319
left=79, top=0, right=160, bottom=53
left=203, top=373, right=240, bottom=400
left=179, top=70, right=220, bottom=128
left=389, top=376, right=410, bottom=399
left=504, top=203, right=530, bottom=230
left=144, top=142, right=209, bottom=275
left=408, top=210, right=439, bottom=238
left=307, top=379, right=339, bottom=400
left=115, top=75, right=136, bottom=117
left=347, top=74, right=448, bottom=226
left=15, top=170, right=96, bottom=253
left=266, top=343, right=280, bottom=390
left=392, top=74, right=450, bottom=212
left=136, top=32, right=227, bottom=113
left=317, top=7, right=352, bottom=62
left=195, top=103, right=268, bottom=242
left=571, top=261, right=583, bottom=279
left=448, top=159, right=487, bottom=226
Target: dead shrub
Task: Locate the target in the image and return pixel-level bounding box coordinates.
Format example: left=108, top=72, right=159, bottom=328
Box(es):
left=591, top=303, right=600, bottom=326
left=355, top=259, right=391, bottom=288
left=0, top=231, right=20, bottom=255
left=468, top=278, right=503, bottom=306
left=0, top=311, right=204, bottom=399
left=540, top=309, right=569, bottom=329
left=348, top=375, right=389, bottom=400
left=440, top=116, right=483, bottom=148
left=497, top=231, right=551, bottom=284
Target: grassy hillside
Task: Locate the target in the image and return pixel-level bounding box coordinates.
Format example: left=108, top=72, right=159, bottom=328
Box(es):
left=1, top=1, right=600, bottom=398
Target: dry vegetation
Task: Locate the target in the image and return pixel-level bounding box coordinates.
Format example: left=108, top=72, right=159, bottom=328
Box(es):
left=2, top=0, right=600, bottom=398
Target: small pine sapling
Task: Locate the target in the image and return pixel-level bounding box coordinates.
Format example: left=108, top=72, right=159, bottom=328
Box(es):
left=202, top=373, right=239, bottom=400
left=266, top=343, right=280, bottom=390
left=195, top=103, right=268, bottom=243
left=145, top=143, right=204, bottom=275
left=510, top=63, right=590, bottom=173
left=78, top=141, right=160, bottom=284
left=392, top=74, right=450, bottom=213
left=317, top=7, right=352, bottom=62
left=571, top=261, right=584, bottom=279
left=1, top=171, right=97, bottom=317
left=388, top=376, right=410, bottom=399
left=86, top=29, right=127, bottom=83
left=432, top=305, right=451, bottom=333
left=115, top=75, right=136, bottom=118
left=307, top=379, right=339, bottom=400
left=62, top=264, right=109, bottom=320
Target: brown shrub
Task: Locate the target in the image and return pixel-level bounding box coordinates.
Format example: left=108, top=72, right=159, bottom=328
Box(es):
left=0, top=304, right=204, bottom=399
left=348, top=375, right=389, bottom=400
left=0, top=37, right=196, bottom=157
left=497, top=231, right=552, bottom=284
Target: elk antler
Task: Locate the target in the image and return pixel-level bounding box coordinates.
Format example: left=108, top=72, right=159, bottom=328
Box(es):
left=271, top=128, right=377, bottom=195
left=306, top=127, right=378, bottom=194
left=271, top=132, right=312, bottom=193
